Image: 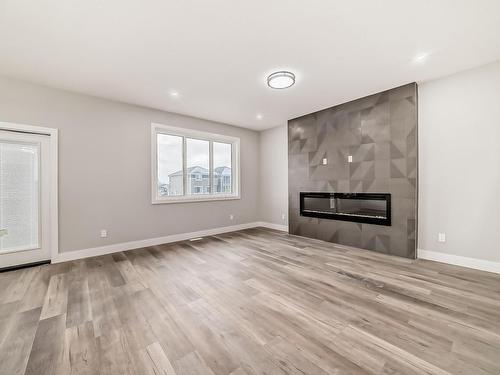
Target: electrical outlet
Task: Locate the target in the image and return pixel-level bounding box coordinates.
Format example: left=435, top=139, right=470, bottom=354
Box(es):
left=281, top=213, right=286, bottom=221
left=348, top=155, right=353, bottom=163
left=438, top=233, right=446, bottom=243
left=100, top=229, right=107, bottom=238
left=229, top=214, right=234, bottom=220
left=321, top=158, right=328, bottom=165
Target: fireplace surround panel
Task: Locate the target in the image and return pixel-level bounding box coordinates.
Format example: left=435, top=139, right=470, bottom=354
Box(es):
left=288, top=83, right=417, bottom=259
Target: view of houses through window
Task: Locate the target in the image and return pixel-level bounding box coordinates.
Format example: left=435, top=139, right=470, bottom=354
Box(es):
left=164, top=165, right=231, bottom=196
left=156, top=132, right=233, bottom=198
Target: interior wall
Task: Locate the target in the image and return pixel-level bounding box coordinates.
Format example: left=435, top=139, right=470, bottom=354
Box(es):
left=0, top=76, right=260, bottom=253
left=259, top=125, right=288, bottom=227
left=418, top=61, right=500, bottom=263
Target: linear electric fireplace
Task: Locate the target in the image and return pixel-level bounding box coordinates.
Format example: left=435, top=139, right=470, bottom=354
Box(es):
left=300, top=192, right=391, bottom=226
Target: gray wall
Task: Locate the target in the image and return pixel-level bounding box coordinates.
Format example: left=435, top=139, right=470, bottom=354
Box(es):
left=288, top=83, right=418, bottom=258
left=259, top=125, right=288, bottom=227
left=0, top=76, right=260, bottom=253
left=419, top=61, right=500, bottom=263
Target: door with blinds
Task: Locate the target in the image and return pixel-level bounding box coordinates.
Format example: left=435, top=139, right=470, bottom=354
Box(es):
left=0, top=129, right=51, bottom=269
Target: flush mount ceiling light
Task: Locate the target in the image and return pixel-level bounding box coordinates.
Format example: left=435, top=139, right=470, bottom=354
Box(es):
left=267, top=71, right=295, bottom=89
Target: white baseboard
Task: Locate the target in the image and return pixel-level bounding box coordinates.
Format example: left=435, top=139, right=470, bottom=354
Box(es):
left=54, top=226, right=499, bottom=274
left=256, top=221, right=289, bottom=232
left=418, top=249, right=500, bottom=274
left=53, top=221, right=287, bottom=263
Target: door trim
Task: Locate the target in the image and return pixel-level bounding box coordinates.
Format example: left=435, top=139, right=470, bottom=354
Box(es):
left=0, top=121, right=59, bottom=262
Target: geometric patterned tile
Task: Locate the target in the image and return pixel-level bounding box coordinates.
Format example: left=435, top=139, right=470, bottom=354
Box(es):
left=289, top=83, right=418, bottom=259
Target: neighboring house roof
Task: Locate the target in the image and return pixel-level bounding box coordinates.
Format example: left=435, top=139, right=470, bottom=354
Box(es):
left=214, top=166, right=231, bottom=176
left=169, top=166, right=207, bottom=177
left=169, top=165, right=230, bottom=177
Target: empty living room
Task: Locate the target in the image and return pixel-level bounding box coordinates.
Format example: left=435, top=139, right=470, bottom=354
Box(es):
left=1, top=1, right=500, bottom=374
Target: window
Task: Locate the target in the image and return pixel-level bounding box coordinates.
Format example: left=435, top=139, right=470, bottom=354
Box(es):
left=213, top=142, right=232, bottom=194
left=157, top=134, right=183, bottom=196
left=152, top=123, right=240, bottom=203
left=186, top=138, right=209, bottom=194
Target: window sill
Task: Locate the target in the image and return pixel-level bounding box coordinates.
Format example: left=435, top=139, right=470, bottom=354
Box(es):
left=152, top=195, right=241, bottom=204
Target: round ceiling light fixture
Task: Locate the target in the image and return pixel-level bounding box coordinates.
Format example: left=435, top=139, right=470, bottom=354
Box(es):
left=267, top=71, right=295, bottom=89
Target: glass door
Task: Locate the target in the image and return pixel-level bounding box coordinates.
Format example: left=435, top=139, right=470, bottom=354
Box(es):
left=0, top=130, right=51, bottom=269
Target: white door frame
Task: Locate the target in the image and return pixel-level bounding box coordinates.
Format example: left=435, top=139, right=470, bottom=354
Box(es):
left=0, top=121, right=59, bottom=262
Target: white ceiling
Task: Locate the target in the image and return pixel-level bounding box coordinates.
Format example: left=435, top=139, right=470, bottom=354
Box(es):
left=1, top=0, right=500, bottom=131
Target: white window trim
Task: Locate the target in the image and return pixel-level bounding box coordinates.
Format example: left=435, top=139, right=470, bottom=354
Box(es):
left=151, top=123, right=240, bottom=204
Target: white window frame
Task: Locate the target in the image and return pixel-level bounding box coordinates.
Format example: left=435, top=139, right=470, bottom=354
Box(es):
left=151, top=123, right=240, bottom=204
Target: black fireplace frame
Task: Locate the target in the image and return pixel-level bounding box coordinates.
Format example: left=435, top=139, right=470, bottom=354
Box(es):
left=299, top=192, right=391, bottom=226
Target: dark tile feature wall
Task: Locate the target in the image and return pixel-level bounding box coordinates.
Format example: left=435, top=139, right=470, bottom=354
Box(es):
left=288, top=83, right=418, bottom=259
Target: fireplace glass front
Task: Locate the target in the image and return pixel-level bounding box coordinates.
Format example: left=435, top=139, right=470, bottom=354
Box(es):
left=300, top=192, right=391, bottom=226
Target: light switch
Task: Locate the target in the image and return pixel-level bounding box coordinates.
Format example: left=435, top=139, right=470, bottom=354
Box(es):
left=348, top=155, right=353, bottom=163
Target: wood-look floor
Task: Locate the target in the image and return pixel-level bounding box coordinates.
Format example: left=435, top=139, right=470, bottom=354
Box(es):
left=1, top=228, right=500, bottom=375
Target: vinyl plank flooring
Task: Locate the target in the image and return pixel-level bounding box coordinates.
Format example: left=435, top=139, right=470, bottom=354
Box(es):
left=146, top=342, right=177, bottom=375
left=24, top=314, right=66, bottom=375
left=96, top=328, right=135, bottom=375
left=0, top=307, right=41, bottom=375
left=2, top=267, right=38, bottom=304
left=66, top=273, right=92, bottom=328
left=174, top=351, right=216, bottom=375
left=64, top=321, right=99, bottom=375
left=18, top=264, right=51, bottom=312
left=40, top=273, right=68, bottom=320
left=1, top=227, right=500, bottom=374
left=0, top=300, right=21, bottom=347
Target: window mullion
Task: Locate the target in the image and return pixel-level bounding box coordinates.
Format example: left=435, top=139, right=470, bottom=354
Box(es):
left=154, top=132, right=159, bottom=201
left=231, top=143, right=235, bottom=194
left=182, top=136, right=187, bottom=196
left=209, top=140, right=213, bottom=195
